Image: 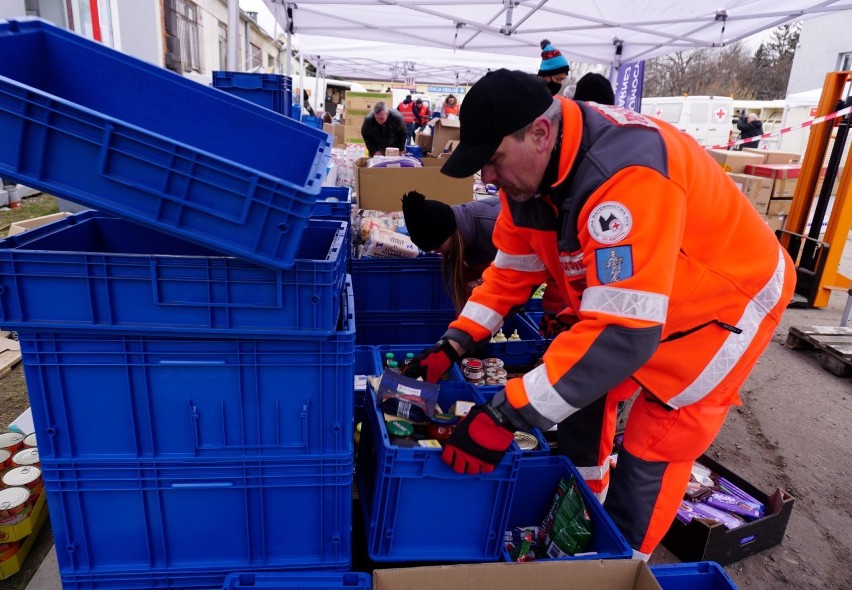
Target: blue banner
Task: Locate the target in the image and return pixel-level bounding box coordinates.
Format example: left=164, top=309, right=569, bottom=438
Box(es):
left=614, top=61, right=644, bottom=113
left=426, top=85, right=466, bottom=94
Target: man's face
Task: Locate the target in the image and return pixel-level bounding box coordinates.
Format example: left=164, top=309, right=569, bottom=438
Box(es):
left=375, top=110, right=389, bottom=124
left=480, top=126, right=551, bottom=202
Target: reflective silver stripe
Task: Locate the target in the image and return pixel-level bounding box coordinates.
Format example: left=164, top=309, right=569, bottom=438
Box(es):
left=632, top=549, right=651, bottom=561
left=593, top=486, right=609, bottom=504
left=522, top=364, right=580, bottom=423
left=459, top=301, right=504, bottom=334
left=580, top=286, right=668, bottom=323
left=493, top=250, right=547, bottom=272
left=668, top=249, right=787, bottom=408
left=576, top=462, right=610, bottom=481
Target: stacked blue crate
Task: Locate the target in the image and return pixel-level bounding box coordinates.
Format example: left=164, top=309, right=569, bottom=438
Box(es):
left=0, top=18, right=356, bottom=590
left=212, top=71, right=291, bottom=116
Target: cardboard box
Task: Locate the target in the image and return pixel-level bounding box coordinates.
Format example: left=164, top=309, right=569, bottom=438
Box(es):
left=662, top=454, right=795, bottom=565
left=706, top=149, right=765, bottom=173
left=727, top=173, right=771, bottom=213
left=744, top=163, right=802, bottom=180
left=323, top=123, right=345, bottom=147
left=354, top=157, right=474, bottom=212
left=6, top=212, right=72, bottom=236
left=772, top=177, right=798, bottom=198
left=428, top=118, right=461, bottom=156
left=763, top=214, right=787, bottom=232
left=345, top=92, right=392, bottom=111
left=741, top=148, right=801, bottom=165
left=416, top=131, right=433, bottom=154
left=767, top=198, right=793, bottom=216
left=373, top=561, right=663, bottom=590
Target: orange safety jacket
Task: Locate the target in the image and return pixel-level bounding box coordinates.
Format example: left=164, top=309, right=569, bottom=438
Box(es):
left=443, top=102, right=460, bottom=117
left=445, top=97, right=795, bottom=431
left=398, top=101, right=415, bottom=123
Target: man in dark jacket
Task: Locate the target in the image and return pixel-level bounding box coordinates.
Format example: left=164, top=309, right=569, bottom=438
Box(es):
left=736, top=113, right=763, bottom=149
left=361, top=102, right=408, bottom=156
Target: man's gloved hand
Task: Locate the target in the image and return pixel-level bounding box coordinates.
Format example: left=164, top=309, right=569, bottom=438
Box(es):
left=402, top=339, right=460, bottom=383
left=441, top=404, right=515, bottom=475
left=538, top=313, right=571, bottom=338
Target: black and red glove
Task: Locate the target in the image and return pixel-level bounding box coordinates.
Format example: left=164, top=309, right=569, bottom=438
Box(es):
left=537, top=313, right=575, bottom=338
left=402, top=339, right=461, bottom=383
left=441, top=404, right=515, bottom=475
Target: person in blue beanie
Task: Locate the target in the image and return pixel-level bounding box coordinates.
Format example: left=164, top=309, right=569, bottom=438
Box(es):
left=537, top=39, right=570, bottom=96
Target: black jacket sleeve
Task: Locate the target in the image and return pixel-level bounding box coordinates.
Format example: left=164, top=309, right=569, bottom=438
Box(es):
left=361, top=118, right=380, bottom=156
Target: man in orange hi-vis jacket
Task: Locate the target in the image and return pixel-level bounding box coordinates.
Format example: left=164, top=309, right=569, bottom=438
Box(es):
left=404, top=69, right=796, bottom=560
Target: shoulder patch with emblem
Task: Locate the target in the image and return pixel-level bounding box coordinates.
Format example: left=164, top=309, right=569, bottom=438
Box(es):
left=587, top=201, right=632, bottom=244
left=595, top=246, right=634, bottom=284
left=588, top=103, right=659, bottom=129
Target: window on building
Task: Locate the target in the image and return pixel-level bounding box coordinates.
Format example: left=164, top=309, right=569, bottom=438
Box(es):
left=250, top=43, right=263, bottom=70
left=839, top=52, right=852, bottom=72
left=268, top=54, right=276, bottom=72
left=164, top=0, right=203, bottom=74
left=218, top=21, right=228, bottom=70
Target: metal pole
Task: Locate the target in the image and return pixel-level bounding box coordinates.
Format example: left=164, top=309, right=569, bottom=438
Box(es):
left=227, top=0, right=239, bottom=71
left=285, top=30, right=292, bottom=77
left=314, top=59, right=321, bottom=113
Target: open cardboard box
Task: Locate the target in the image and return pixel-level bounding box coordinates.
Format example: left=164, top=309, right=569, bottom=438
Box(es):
left=354, top=157, right=473, bottom=212
left=662, top=454, right=795, bottom=565
left=427, top=118, right=461, bottom=156
left=373, top=560, right=663, bottom=590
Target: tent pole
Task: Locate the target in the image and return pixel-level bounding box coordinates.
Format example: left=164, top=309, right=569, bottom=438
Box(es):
left=285, top=30, right=292, bottom=77
left=315, top=59, right=321, bottom=113
left=227, top=0, right=239, bottom=71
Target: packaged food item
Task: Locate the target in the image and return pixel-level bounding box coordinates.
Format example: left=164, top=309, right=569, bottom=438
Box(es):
left=1, top=466, right=43, bottom=494
left=22, top=433, right=36, bottom=448
left=448, top=400, right=475, bottom=419
left=677, top=499, right=745, bottom=529
left=513, top=431, right=539, bottom=451
left=0, top=432, right=24, bottom=456
left=0, top=449, right=10, bottom=470
left=376, top=371, right=439, bottom=423
left=427, top=413, right=457, bottom=443
left=386, top=419, right=414, bottom=439
left=509, top=528, right=537, bottom=562
left=366, top=155, right=422, bottom=168
left=417, top=439, right=442, bottom=448
left=538, top=476, right=592, bottom=558
left=362, top=227, right=419, bottom=259
left=705, top=491, right=763, bottom=520
left=0, top=487, right=31, bottom=520
left=11, top=448, right=39, bottom=468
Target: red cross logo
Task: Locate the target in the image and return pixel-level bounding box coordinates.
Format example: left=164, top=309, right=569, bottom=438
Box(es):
left=715, top=108, right=727, bottom=121
left=655, top=107, right=663, bottom=118
left=610, top=220, right=621, bottom=231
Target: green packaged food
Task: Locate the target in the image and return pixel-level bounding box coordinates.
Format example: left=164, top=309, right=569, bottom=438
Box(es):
left=538, top=475, right=592, bottom=558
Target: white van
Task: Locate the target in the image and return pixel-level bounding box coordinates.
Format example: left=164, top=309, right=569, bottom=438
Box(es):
left=731, top=100, right=787, bottom=150
left=640, top=96, right=735, bottom=147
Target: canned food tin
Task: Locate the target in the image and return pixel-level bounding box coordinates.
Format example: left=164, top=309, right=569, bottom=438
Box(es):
left=12, top=448, right=39, bottom=468
left=0, top=449, right=10, bottom=470
left=1, top=466, right=42, bottom=492
left=482, top=357, right=505, bottom=369
left=0, top=432, right=24, bottom=455
left=463, top=358, right=484, bottom=381
left=513, top=431, right=539, bottom=451
left=22, top=433, right=37, bottom=448
left=0, top=486, right=31, bottom=520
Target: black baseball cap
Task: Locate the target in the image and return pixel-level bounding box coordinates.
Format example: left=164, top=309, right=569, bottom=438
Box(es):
left=441, top=69, right=554, bottom=178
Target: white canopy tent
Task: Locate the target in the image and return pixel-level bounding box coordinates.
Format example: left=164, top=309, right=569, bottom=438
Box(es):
left=261, top=0, right=852, bottom=83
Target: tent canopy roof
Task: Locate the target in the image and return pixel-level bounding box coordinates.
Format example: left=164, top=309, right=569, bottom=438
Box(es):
left=263, top=1, right=852, bottom=84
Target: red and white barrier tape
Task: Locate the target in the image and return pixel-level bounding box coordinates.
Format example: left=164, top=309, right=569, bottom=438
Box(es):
left=710, top=105, right=852, bottom=150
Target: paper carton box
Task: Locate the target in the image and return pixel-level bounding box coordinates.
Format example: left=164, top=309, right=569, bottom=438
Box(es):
left=374, top=561, right=663, bottom=590
left=345, top=92, right=392, bottom=111
left=744, top=163, right=802, bottom=180
left=323, top=123, right=345, bottom=147
left=6, top=212, right=72, bottom=236
left=727, top=173, right=771, bottom=213
left=416, top=131, right=433, bottom=154
left=763, top=214, right=787, bottom=232
left=741, top=148, right=801, bottom=165
left=354, top=157, right=473, bottom=212
left=772, top=177, right=798, bottom=198
left=662, top=454, right=795, bottom=565
left=766, top=198, right=793, bottom=216
left=706, top=149, right=765, bottom=173
left=428, top=118, right=461, bottom=156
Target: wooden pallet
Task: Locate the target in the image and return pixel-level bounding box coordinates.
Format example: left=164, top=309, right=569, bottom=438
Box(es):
left=786, top=325, right=852, bottom=377
left=0, top=336, right=21, bottom=379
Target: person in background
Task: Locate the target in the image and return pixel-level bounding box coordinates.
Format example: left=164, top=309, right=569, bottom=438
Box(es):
left=360, top=102, right=407, bottom=156
left=573, top=72, right=615, bottom=105
left=737, top=113, right=763, bottom=149
left=397, top=94, right=416, bottom=144
left=537, top=39, right=570, bottom=96
left=413, top=98, right=431, bottom=136
left=402, top=191, right=500, bottom=311
left=302, top=90, right=315, bottom=117
left=442, top=94, right=461, bottom=118
left=404, top=69, right=795, bottom=560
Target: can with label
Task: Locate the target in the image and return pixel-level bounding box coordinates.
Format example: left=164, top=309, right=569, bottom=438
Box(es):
left=1, top=466, right=42, bottom=494
left=12, top=448, right=39, bottom=468
left=22, top=433, right=37, bottom=448
left=513, top=431, right=539, bottom=451
left=0, top=487, right=31, bottom=520
left=0, top=432, right=24, bottom=456
left=0, top=449, right=11, bottom=470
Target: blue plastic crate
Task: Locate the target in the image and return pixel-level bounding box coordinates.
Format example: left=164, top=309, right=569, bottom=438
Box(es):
left=312, top=187, right=353, bottom=221
left=480, top=313, right=546, bottom=367
left=41, top=457, right=353, bottom=578
left=212, top=71, right=290, bottom=115
left=223, top=572, right=372, bottom=590
left=0, top=19, right=329, bottom=270
left=357, top=380, right=521, bottom=562
left=354, top=310, right=456, bottom=346
left=17, top=279, right=357, bottom=463
left=0, top=212, right=348, bottom=336
left=652, top=562, right=738, bottom=590
left=301, top=115, right=325, bottom=130
left=349, top=254, right=455, bottom=314
left=463, top=386, right=550, bottom=457
left=501, top=455, right=632, bottom=562
left=290, top=103, right=302, bottom=121
left=354, top=345, right=382, bottom=425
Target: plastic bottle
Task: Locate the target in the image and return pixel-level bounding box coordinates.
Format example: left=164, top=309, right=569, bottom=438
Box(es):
left=386, top=360, right=401, bottom=374
left=384, top=352, right=396, bottom=368
left=508, top=329, right=522, bottom=341
left=492, top=329, right=507, bottom=343
left=404, top=353, right=415, bottom=366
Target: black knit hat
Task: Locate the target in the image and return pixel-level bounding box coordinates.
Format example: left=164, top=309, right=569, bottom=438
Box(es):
left=401, top=191, right=457, bottom=252
left=574, top=72, right=615, bottom=105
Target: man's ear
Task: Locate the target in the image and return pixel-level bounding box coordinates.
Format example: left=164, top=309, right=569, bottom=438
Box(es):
left=529, top=116, right=553, bottom=152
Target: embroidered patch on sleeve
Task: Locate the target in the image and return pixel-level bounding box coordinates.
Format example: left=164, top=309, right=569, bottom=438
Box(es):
left=587, top=201, right=632, bottom=244
left=595, top=245, right=634, bottom=284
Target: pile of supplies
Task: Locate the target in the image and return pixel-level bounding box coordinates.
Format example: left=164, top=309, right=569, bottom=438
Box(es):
left=677, top=460, right=765, bottom=529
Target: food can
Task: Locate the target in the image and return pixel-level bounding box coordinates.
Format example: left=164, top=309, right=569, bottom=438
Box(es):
left=482, top=357, right=505, bottom=370
left=463, top=358, right=484, bottom=381
left=0, top=449, right=11, bottom=470
left=513, top=431, right=539, bottom=451
left=0, top=486, right=31, bottom=520
left=0, top=432, right=24, bottom=455
left=22, top=433, right=37, bottom=448
left=1, top=466, right=42, bottom=493
left=12, top=448, right=39, bottom=468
